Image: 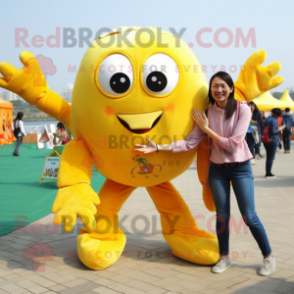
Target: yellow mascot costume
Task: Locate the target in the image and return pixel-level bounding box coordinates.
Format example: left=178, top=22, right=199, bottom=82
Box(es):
left=0, top=27, right=283, bottom=270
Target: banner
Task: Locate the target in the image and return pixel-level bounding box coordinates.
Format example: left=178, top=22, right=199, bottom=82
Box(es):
left=40, top=150, right=61, bottom=183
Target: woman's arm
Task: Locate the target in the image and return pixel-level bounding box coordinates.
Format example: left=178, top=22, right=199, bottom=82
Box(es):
left=135, top=112, right=206, bottom=154
left=135, top=137, right=171, bottom=154
left=19, top=120, right=29, bottom=143
left=192, top=105, right=251, bottom=154
left=191, top=109, right=222, bottom=144
left=171, top=118, right=206, bottom=152
left=19, top=120, right=26, bottom=136
left=271, top=119, right=285, bottom=134
left=217, top=105, right=251, bottom=153
left=53, top=130, right=62, bottom=138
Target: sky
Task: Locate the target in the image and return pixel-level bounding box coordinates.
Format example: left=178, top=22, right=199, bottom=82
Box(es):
left=0, top=0, right=293, bottom=95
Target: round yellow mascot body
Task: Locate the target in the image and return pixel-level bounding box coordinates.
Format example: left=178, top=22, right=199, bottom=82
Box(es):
left=72, top=28, right=208, bottom=188
left=0, top=27, right=283, bottom=270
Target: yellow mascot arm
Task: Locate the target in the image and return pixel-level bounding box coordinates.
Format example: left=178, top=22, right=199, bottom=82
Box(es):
left=234, top=50, right=283, bottom=102
left=0, top=51, right=71, bottom=128
left=52, top=136, right=100, bottom=232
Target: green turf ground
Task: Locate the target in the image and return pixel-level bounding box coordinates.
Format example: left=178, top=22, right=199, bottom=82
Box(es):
left=0, top=143, right=106, bottom=236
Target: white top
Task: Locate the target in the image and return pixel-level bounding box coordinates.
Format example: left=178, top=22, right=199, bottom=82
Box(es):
left=14, top=120, right=26, bottom=136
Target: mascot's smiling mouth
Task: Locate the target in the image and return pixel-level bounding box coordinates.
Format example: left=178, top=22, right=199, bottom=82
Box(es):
left=117, top=111, right=163, bottom=134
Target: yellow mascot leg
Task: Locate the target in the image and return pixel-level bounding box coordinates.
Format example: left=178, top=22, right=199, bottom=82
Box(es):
left=77, top=179, right=136, bottom=270
left=146, top=181, right=219, bottom=265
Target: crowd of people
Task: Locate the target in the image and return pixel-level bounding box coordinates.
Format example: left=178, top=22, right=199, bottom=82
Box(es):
left=12, top=115, right=69, bottom=156
left=246, top=104, right=294, bottom=178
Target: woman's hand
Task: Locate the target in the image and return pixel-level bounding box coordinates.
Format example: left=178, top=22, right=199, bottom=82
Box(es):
left=135, top=137, right=157, bottom=154
left=191, top=109, right=209, bottom=132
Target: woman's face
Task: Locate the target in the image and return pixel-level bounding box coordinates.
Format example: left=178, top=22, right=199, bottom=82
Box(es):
left=250, top=104, right=255, bottom=112
left=211, top=77, right=233, bottom=104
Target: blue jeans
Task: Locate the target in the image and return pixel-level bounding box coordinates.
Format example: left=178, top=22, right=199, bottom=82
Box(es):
left=283, top=130, right=292, bottom=151
left=263, top=141, right=277, bottom=174
left=13, top=135, right=23, bottom=155
left=209, top=161, right=272, bottom=257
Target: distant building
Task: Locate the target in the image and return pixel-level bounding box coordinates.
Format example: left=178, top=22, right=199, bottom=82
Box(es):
left=61, top=83, right=73, bottom=102
left=1, top=91, right=11, bottom=101
left=1, top=91, right=19, bottom=102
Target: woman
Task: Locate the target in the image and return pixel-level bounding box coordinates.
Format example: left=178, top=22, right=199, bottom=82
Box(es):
left=13, top=112, right=28, bottom=156
left=136, top=72, right=275, bottom=276
left=262, top=108, right=285, bottom=178
left=249, top=101, right=263, bottom=159
left=53, top=122, right=69, bottom=146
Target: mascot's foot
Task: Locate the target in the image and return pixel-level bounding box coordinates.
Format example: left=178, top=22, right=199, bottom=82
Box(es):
left=77, top=228, right=126, bottom=270
left=165, top=229, right=219, bottom=265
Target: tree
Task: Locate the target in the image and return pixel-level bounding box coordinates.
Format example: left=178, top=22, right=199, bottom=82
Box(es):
left=271, top=92, right=283, bottom=99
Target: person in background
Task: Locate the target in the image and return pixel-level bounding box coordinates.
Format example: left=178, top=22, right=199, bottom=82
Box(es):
left=262, top=108, right=285, bottom=178
left=276, top=111, right=283, bottom=151
left=246, top=122, right=256, bottom=165
left=53, top=122, right=69, bottom=146
left=282, top=108, right=294, bottom=153
left=246, top=102, right=256, bottom=165
left=12, top=112, right=28, bottom=156
left=249, top=101, right=264, bottom=159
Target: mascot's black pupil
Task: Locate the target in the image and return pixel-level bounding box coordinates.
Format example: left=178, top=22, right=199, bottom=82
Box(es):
left=110, top=73, right=130, bottom=93
left=146, top=71, right=167, bottom=92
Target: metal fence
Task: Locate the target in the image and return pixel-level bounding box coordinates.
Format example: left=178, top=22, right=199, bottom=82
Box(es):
left=24, top=124, right=56, bottom=134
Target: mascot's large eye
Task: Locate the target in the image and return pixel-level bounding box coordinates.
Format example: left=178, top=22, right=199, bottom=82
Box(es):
left=98, top=54, right=133, bottom=96
left=142, top=54, right=179, bottom=96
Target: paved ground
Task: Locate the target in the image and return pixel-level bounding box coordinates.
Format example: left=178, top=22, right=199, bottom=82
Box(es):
left=0, top=145, right=294, bottom=294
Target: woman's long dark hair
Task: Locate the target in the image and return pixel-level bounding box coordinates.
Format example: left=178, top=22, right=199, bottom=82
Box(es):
left=208, top=72, right=237, bottom=119
left=249, top=101, right=260, bottom=114
left=14, top=112, right=24, bottom=122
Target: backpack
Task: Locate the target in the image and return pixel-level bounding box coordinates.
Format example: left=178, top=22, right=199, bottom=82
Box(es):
left=13, top=120, right=21, bottom=137
left=261, top=125, right=271, bottom=143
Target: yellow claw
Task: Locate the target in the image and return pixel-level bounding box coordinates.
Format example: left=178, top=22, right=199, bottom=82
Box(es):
left=52, top=183, right=100, bottom=232
left=20, top=51, right=37, bottom=66
left=0, top=51, right=49, bottom=105
left=234, top=50, right=283, bottom=102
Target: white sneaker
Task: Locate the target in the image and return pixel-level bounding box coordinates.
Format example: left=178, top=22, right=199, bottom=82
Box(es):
left=211, top=257, right=231, bottom=273
left=258, top=256, right=276, bottom=276
left=251, top=159, right=255, bottom=165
